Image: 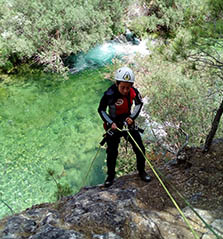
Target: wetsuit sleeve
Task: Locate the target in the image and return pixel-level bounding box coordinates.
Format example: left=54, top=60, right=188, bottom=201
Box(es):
left=130, top=88, right=143, bottom=120
left=98, top=94, right=113, bottom=125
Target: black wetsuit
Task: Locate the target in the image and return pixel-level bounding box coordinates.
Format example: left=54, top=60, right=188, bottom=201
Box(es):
left=98, top=84, right=146, bottom=178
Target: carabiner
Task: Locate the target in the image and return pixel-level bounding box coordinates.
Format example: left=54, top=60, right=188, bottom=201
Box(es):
left=107, top=128, right=114, bottom=136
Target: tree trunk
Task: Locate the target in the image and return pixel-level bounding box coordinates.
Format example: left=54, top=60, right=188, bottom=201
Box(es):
left=203, top=99, right=223, bottom=152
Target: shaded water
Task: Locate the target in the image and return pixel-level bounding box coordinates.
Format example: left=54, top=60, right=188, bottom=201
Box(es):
left=0, top=68, right=112, bottom=218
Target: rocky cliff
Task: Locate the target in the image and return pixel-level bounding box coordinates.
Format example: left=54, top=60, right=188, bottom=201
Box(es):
left=0, top=141, right=223, bottom=239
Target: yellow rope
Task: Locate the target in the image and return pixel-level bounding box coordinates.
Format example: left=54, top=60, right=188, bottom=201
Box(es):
left=117, top=127, right=199, bottom=239
left=157, top=168, right=222, bottom=239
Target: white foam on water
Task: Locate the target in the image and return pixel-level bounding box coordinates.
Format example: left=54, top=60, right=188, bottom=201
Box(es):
left=70, top=38, right=152, bottom=73
left=102, top=39, right=151, bottom=57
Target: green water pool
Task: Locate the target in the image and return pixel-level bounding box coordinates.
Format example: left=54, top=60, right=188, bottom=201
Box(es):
left=0, top=68, right=112, bottom=218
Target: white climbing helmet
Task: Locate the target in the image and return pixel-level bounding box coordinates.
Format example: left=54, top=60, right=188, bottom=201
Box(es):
left=114, top=66, right=135, bottom=83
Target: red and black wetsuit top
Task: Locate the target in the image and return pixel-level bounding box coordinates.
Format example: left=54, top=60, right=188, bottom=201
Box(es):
left=98, top=84, right=143, bottom=127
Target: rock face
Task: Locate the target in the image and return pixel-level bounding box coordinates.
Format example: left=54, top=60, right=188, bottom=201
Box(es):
left=0, top=180, right=222, bottom=239
left=0, top=142, right=223, bottom=239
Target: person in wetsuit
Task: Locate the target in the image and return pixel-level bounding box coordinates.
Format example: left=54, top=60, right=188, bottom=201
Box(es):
left=98, top=66, right=151, bottom=187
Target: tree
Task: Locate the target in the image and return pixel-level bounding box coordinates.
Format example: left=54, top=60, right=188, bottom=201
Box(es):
left=0, top=0, right=129, bottom=73
left=188, top=39, right=223, bottom=151
left=203, top=99, right=223, bottom=152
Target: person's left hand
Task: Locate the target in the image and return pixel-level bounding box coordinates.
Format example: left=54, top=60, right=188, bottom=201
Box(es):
left=125, top=117, right=133, bottom=125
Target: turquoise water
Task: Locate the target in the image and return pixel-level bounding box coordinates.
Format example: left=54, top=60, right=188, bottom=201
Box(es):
left=0, top=68, right=112, bottom=218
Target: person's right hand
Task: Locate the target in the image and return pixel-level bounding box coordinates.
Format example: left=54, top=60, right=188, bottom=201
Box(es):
left=111, top=122, right=117, bottom=130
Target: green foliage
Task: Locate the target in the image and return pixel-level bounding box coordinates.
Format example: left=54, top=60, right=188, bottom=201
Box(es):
left=164, top=28, right=196, bottom=61
left=201, top=19, right=223, bottom=38
left=0, top=0, right=129, bottom=73
left=75, top=0, right=223, bottom=174
left=46, top=168, right=72, bottom=200
left=116, top=139, right=137, bottom=177
left=133, top=53, right=221, bottom=148
left=54, top=183, right=73, bottom=201
left=129, top=16, right=153, bottom=38
left=130, top=0, right=200, bottom=36
left=116, top=138, right=154, bottom=177
left=206, top=0, right=223, bottom=19
left=129, top=0, right=210, bottom=38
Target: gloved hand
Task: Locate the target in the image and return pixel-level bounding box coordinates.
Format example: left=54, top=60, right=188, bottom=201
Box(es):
left=111, top=122, right=118, bottom=130
left=125, top=117, right=133, bottom=125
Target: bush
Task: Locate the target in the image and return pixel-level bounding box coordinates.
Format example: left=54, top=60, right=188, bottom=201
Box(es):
left=0, top=0, right=129, bottom=73
left=129, top=0, right=209, bottom=38
left=132, top=53, right=220, bottom=148
left=206, top=0, right=223, bottom=19
left=115, top=0, right=223, bottom=174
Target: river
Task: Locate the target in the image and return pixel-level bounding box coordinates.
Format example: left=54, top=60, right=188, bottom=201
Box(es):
left=0, top=37, right=151, bottom=219
left=0, top=68, right=112, bottom=218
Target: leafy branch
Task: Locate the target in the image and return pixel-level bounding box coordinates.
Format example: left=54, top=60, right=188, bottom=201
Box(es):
left=46, top=168, right=72, bottom=200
